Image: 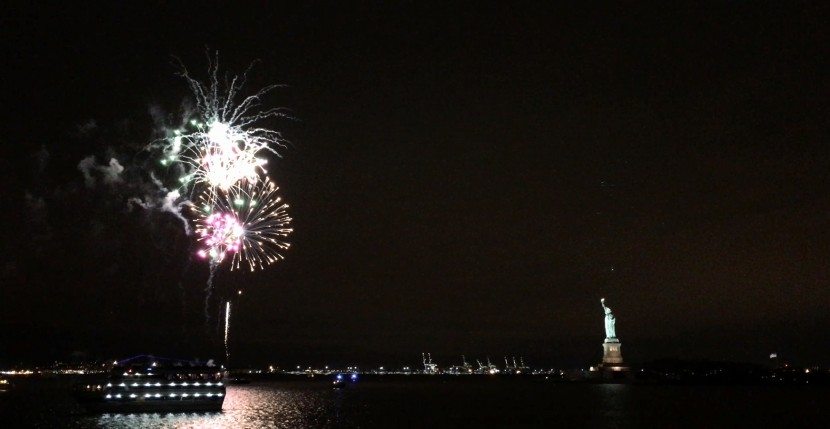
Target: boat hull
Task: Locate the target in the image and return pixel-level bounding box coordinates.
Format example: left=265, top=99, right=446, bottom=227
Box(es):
left=79, top=397, right=224, bottom=413
left=74, top=382, right=226, bottom=413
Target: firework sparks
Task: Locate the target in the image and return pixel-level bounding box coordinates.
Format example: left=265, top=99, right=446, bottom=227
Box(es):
left=147, top=54, right=294, bottom=337
left=159, top=54, right=289, bottom=193
left=194, top=177, right=293, bottom=271
left=195, top=212, right=244, bottom=263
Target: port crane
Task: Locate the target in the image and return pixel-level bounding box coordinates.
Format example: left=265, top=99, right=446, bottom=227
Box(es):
left=422, top=353, right=438, bottom=374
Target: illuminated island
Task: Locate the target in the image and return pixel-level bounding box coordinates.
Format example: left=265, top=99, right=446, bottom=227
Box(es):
left=597, top=298, right=630, bottom=378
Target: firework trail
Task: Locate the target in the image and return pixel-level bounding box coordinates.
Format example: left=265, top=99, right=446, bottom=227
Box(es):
left=204, top=262, right=219, bottom=325
left=224, top=301, right=231, bottom=362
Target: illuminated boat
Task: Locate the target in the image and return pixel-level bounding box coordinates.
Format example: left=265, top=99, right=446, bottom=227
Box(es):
left=74, top=357, right=225, bottom=413
left=331, top=373, right=358, bottom=388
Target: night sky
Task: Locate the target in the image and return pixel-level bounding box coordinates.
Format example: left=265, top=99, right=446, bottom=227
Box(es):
left=1, top=3, right=828, bottom=368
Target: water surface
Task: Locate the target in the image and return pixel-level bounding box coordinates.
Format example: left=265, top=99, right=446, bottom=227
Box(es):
left=1, top=377, right=827, bottom=428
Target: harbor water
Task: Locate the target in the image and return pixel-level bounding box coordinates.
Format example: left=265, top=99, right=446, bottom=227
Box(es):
left=1, top=377, right=828, bottom=428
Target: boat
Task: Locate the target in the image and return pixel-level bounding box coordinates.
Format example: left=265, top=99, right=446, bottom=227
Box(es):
left=331, top=373, right=357, bottom=388
left=74, top=356, right=225, bottom=413
left=0, top=378, right=11, bottom=392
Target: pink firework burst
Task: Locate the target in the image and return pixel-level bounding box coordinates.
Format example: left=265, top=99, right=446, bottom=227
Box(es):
left=196, top=212, right=244, bottom=263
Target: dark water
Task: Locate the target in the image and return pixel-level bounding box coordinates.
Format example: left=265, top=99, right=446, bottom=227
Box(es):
left=1, top=377, right=829, bottom=428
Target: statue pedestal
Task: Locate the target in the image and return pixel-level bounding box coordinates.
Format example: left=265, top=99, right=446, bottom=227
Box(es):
left=601, top=339, right=623, bottom=365
left=595, top=339, right=629, bottom=380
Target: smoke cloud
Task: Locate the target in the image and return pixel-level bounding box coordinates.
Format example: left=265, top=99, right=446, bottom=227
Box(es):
left=77, top=156, right=125, bottom=187
left=127, top=173, right=193, bottom=235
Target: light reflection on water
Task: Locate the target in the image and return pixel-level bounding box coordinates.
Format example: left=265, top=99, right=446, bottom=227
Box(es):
left=4, top=378, right=830, bottom=428
left=597, top=383, right=626, bottom=421
left=90, top=385, right=345, bottom=429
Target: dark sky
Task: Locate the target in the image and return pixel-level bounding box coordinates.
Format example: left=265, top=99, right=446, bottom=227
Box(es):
left=1, top=2, right=828, bottom=368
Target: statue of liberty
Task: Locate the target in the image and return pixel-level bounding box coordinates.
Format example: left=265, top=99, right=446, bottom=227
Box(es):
left=601, top=298, right=617, bottom=340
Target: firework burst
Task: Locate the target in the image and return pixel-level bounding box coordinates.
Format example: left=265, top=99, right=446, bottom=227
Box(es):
left=195, top=177, right=292, bottom=271
left=146, top=54, right=294, bottom=344
left=195, top=211, right=244, bottom=264
left=159, top=54, right=290, bottom=193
